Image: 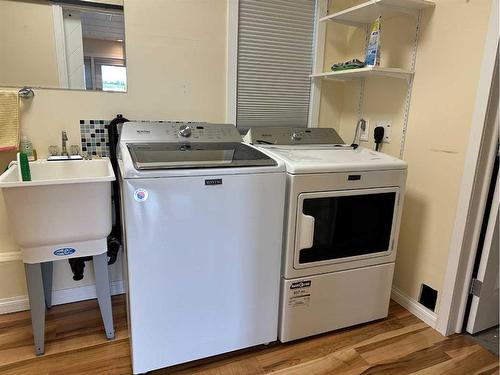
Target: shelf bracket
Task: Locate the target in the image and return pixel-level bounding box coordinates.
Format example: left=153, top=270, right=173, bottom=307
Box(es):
left=357, top=78, right=366, bottom=120
left=357, top=24, right=370, bottom=121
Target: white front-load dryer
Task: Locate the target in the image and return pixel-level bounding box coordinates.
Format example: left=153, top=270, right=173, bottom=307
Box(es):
left=245, top=127, right=408, bottom=342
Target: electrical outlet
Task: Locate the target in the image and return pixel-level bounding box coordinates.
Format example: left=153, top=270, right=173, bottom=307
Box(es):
left=360, top=119, right=370, bottom=141
left=375, top=120, right=392, bottom=143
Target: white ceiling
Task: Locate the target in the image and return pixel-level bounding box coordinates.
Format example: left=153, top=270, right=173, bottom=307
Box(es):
left=81, top=11, right=124, bottom=41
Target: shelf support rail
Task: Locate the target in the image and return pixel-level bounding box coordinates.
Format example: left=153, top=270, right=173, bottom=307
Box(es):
left=357, top=23, right=370, bottom=121
left=399, top=9, right=422, bottom=159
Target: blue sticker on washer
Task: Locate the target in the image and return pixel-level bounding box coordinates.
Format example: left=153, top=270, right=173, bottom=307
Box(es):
left=134, top=188, right=148, bottom=202
left=53, top=248, right=76, bottom=256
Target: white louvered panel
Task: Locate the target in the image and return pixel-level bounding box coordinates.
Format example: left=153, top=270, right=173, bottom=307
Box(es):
left=237, top=0, right=316, bottom=128
left=81, top=11, right=124, bottom=41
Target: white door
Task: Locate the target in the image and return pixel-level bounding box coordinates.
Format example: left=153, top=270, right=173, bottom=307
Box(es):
left=466, top=171, right=499, bottom=334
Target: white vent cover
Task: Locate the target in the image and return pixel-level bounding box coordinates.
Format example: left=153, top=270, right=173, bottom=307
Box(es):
left=237, top=0, right=316, bottom=128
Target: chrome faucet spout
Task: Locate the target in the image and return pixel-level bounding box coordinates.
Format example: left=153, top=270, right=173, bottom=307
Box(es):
left=61, top=131, right=69, bottom=156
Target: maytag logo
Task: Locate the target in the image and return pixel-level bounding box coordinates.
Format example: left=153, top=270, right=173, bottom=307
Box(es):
left=136, top=130, right=151, bottom=134
left=290, top=280, right=311, bottom=289
left=53, top=247, right=76, bottom=256
left=205, top=179, right=222, bottom=186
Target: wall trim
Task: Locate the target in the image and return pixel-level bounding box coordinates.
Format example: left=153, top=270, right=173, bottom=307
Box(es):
left=391, top=286, right=437, bottom=329
left=226, top=0, right=238, bottom=125
left=0, top=280, right=124, bottom=315
left=307, top=0, right=326, bottom=128
left=0, top=251, right=22, bottom=263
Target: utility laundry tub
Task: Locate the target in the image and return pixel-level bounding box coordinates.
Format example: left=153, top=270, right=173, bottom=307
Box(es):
left=0, top=158, right=117, bottom=355
left=0, top=159, right=115, bottom=263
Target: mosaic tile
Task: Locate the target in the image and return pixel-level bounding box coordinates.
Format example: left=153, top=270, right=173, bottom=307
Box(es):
left=79, top=119, right=111, bottom=157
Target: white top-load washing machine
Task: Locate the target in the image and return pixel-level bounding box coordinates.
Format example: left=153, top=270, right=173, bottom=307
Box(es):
left=118, top=122, right=285, bottom=374
left=244, top=127, right=408, bottom=342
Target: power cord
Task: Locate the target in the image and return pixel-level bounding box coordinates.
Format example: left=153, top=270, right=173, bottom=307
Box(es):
left=351, top=118, right=366, bottom=150
left=374, top=126, right=385, bottom=152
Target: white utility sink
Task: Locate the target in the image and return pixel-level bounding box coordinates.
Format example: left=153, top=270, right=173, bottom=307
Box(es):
left=0, top=159, right=115, bottom=263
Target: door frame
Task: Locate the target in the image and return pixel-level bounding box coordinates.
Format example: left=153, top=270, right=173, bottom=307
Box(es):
left=436, top=0, right=499, bottom=336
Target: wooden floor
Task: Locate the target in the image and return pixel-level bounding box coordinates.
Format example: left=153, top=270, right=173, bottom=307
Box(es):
left=0, top=295, right=497, bottom=374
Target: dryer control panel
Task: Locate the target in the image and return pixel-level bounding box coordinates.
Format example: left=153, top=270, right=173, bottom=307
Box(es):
left=244, top=127, right=344, bottom=145
left=120, top=122, right=243, bottom=143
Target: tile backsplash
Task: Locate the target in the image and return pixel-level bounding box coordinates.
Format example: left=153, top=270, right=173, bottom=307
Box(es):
left=80, top=120, right=110, bottom=157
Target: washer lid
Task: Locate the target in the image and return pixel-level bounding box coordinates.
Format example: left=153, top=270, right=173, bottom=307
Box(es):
left=266, top=147, right=407, bottom=174
left=127, top=142, right=277, bottom=170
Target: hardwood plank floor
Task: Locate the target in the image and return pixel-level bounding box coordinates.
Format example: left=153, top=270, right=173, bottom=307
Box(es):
left=0, top=295, right=497, bottom=374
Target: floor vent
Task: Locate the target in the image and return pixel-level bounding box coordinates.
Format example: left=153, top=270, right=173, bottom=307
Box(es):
left=419, top=284, right=438, bottom=311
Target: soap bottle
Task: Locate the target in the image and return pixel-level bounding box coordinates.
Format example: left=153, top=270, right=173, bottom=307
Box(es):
left=20, top=134, right=36, bottom=161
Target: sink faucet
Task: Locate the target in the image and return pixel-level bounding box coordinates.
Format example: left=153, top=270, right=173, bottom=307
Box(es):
left=61, top=131, right=68, bottom=156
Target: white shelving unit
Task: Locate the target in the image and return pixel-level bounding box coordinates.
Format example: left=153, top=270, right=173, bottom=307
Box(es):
left=308, top=0, right=435, bottom=157
left=310, top=67, right=414, bottom=81
left=319, top=0, right=435, bottom=27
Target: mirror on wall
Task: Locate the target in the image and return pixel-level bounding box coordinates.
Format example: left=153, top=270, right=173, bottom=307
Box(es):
left=0, top=0, right=127, bottom=92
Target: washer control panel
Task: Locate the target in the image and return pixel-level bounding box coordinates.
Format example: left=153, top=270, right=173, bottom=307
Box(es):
left=244, top=127, right=344, bottom=145
left=120, top=122, right=243, bottom=143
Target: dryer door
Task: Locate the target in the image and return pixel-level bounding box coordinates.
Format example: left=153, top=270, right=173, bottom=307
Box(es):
left=294, top=187, right=399, bottom=269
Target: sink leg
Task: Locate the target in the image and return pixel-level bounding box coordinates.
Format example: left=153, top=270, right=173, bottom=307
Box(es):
left=93, top=253, right=115, bottom=339
left=41, top=262, right=53, bottom=309
left=24, top=263, right=46, bottom=355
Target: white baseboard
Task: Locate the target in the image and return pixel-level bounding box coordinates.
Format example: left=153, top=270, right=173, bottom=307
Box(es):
left=51, top=280, right=124, bottom=306
left=0, top=295, right=30, bottom=314
left=0, top=251, right=22, bottom=263
left=391, top=286, right=438, bottom=329
left=1, top=281, right=437, bottom=331
left=0, top=280, right=124, bottom=315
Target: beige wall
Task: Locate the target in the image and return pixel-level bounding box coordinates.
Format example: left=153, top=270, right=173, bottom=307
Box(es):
left=0, top=0, right=59, bottom=88
left=394, top=0, right=491, bottom=310
left=0, top=0, right=493, bottom=318
left=0, top=0, right=227, bottom=301
left=317, top=0, right=492, bottom=312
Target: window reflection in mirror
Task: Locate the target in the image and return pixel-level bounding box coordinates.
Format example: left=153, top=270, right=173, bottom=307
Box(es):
left=0, top=0, right=126, bottom=92
left=101, top=65, right=126, bottom=92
